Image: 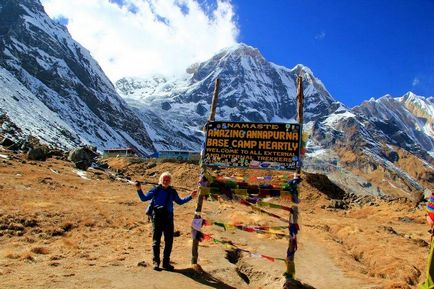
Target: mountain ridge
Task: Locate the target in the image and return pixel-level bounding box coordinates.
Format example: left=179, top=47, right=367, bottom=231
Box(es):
left=0, top=0, right=155, bottom=154
left=116, top=43, right=433, bottom=199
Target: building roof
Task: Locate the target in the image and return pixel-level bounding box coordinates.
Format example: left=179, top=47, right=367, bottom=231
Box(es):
left=159, top=150, right=200, bottom=153
left=103, top=148, right=136, bottom=152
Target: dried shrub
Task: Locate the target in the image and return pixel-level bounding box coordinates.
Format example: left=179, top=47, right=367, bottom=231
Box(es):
left=5, top=252, right=21, bottom=259
left=62, top=238, right=78, bottom=249
left=82, top=218, right=96, bottom=227
left=21, top=253, right=35, bottom=262
left=62, top=222, right=74, bottom=232
left=31, top=247, right=49, bottom=255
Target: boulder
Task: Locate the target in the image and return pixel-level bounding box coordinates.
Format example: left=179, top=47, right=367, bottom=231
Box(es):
left=48, top=149, right=65, bottom=159
left=27, top=146, right=48, bottom=161
left=0, top=137, right=15, bottom=147
left=68, top=146, right=98, bottom=170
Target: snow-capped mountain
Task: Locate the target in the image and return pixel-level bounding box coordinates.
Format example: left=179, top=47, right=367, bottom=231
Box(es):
left=0, top=0, right=155, bottom=154
left=353, top=92, right=433, bottom=157
left=117, top=44, right=343, bottom=150
left=308, top=99, right=432, bottom=199
left=0, top=0, right=431, bottom=199
left=116, top=44, right=433, bottom=199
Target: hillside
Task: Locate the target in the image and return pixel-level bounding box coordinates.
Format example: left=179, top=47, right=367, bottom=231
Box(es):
left=0, top=148, right=430, bottom=289
left=0, top=0, right=155, bottom=154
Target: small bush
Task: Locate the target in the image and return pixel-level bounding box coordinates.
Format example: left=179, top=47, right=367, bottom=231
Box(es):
left=31, top=247, right=49, bottom=255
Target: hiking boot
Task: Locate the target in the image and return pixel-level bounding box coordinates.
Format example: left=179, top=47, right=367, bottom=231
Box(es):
left=162, top=263, right=174, bottom=271
left=153, top=262, right=160, bottom=271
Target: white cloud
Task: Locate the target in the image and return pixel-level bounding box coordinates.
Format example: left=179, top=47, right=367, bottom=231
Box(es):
left=41, top=0, right=239, bottom=82
left=412, top=77, right=420, bottom=86
left=314, top=31, right=326, bottom=40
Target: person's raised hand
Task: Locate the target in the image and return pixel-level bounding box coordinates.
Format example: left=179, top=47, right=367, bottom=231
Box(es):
left=135, top=180, right=142, bottom=190
left=191, top=190, right=198, bottom=198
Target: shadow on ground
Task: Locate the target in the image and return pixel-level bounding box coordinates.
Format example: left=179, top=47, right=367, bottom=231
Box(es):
left=283, top=279, right=316, bottom=289
left=174, top=268, right=237, bottom=289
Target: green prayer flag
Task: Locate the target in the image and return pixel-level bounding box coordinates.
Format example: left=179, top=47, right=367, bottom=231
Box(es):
left=420, top=237, right=434, bottom=289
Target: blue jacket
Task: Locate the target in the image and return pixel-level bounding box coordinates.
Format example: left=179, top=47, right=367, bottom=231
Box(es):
left=137, top=185, right=192, bottom=213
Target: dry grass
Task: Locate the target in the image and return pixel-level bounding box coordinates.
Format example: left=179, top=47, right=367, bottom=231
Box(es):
left=31, top=247, right=49, bottom=255
left=20, top=253, right=35, bottom=262
left=5, top=252, right=21, bottom=259
left=62, top=238, right=78, bottom=249
left=0, top=151, right=430, bottom=289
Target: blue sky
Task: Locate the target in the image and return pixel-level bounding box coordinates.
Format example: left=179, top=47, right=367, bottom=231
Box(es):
left=44, top=0, right=434, bottom=108
left=231, top=0, right=434, bottom=107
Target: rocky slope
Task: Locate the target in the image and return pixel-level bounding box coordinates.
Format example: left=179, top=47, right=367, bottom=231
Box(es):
left=0, top=0, right=155, bottom=154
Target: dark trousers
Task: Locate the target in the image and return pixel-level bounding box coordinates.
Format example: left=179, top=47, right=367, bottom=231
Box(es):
left=152, top=212, right=174, bottom=265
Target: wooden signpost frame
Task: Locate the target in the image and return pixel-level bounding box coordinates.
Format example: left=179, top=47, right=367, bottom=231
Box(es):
left=191, top=76, right=305, bottom=282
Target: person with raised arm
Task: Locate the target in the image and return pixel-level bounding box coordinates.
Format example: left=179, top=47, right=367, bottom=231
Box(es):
left=135, top=172, right=197, bottom=271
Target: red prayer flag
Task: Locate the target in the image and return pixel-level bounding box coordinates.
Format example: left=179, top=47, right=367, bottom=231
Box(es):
left=261, top=255, right=275, bottom=262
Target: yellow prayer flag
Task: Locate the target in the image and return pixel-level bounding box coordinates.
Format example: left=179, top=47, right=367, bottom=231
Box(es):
left=200, top=187, right=211, bottom=196
left=234, top=189, right=248, bottom=196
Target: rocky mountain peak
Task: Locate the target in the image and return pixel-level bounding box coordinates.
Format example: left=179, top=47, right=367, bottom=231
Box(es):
left=290, top=64, right=314, bottom=78
left=1, top=0, right=44, bottom=15
left=224, top=43, right=264, bottom=60
left=400, top=92, right=433, bottom=123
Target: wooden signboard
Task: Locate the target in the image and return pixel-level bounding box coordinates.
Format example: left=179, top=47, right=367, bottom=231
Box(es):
left=203, top=121, right=301, bottom=171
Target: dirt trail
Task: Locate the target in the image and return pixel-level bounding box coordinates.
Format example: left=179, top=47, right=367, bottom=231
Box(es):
left=0, top=230, right=374, bottom=289
left=296, top=230, right=374, bottom=289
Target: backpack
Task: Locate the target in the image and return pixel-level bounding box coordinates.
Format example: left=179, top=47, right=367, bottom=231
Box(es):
left=145, top=185, right=171, bottom=220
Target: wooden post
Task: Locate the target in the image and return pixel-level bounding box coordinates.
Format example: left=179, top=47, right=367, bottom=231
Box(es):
left=208, top=78, right=220, bottom=122
left=296, top=75, right=304, bottom=175
left=285, top=76, right=304, bottom=281
left=192, top=78, right=220, bottom=268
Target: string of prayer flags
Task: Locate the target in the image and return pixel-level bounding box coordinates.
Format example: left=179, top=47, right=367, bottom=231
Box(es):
left=191, top=218, right=204, bottom=241
left=247, top=175, right=292, bottom=182
left=238, top=197, right=288, bottom=223
left=281, top=191, right=295, bottom=203
left=192, top=218, right=203, bottom=231
left=245, top=198, right=293, bottom=212
left=198, top=174, right=301, bottom=203
left=201, top=173, right=298, bottom=186
left=241, top=196, right=294, bottom=213
left=233, top=188, right=249, bottom=196
left=199, top=185, right=299, bottom=202
left=202, top=233, right=286, bottom=263
left=207, top=219, right=288, bottom=231
left=212, top=221, right=290, bottom=238
left=199, top=186, right=211, bottom=196
left=198, top=189, right=300, bottom=226
left=196, top=172, right=303, bottom=277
